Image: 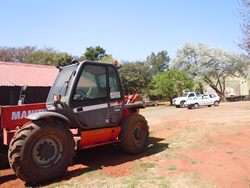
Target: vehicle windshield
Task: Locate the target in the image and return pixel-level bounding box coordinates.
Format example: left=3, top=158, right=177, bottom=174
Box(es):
left=47, top=64, right=78, bottom=104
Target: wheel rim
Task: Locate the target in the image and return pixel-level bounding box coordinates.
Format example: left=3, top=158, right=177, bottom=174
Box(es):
left=215, top=101, right=218, bottom=106
left=32, top=137, right=62, bottom=168
left=194, top=103, right=199, bottom=108
left=180, top=102, right=184, bottom=108
left=133, top=123, right=146, bottom=146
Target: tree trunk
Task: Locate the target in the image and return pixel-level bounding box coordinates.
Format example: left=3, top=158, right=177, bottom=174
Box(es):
left=209, top=84, right=226, bottom=101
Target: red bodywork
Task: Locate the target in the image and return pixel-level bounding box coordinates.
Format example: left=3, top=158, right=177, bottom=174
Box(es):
left=0, top=103, right=46, bottom=145
left=0, top=94, right=141, bottom=149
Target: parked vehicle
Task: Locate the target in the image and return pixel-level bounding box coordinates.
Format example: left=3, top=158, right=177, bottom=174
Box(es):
left=184, top=93, right=220, bottom=109
left=145, top=100, right=158, bottom=107
left=2, top=61, right=149, bottom=184
left=172, top=92, right=199, bottom=108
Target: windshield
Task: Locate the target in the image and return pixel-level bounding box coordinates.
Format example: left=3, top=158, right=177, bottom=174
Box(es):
left=47, top=64, right=78, bottom=104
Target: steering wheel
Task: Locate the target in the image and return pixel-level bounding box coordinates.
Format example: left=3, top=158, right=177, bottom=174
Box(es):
left=74, top=88, right=88, bottom=100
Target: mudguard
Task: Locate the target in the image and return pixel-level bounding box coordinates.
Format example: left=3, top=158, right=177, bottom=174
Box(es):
left=124, top=101, right=145, bottom=109
left=27, top=111, right=70, bottom=123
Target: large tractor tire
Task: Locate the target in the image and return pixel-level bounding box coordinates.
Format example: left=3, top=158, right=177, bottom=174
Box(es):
left=8, top=121, right=74, bottom=184
left=119, top=114, right=149, bottom=154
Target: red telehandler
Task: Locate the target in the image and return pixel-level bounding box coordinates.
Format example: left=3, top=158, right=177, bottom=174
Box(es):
left=0, top=61, right=149, bottom=184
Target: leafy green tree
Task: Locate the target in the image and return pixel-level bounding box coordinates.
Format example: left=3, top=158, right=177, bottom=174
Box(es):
left=173, top=43, right=249, bottom=100
left=26, top=49, right=73, bottom=66
left=193, top=79, right=205, bottom=94
left=80, top=46, right=106, bottom=61
left=146, top=50, right=170, bottom=75
left=118, top=61, right=152, bottom=95
left=149, top=68, right=193, bottom=102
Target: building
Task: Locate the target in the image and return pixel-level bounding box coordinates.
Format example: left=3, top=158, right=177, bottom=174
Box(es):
left=0, top=62, right=58, bottom=105
left=224, top=74, right=250, bottom=97
left=204, top=73, right=250, bottom=99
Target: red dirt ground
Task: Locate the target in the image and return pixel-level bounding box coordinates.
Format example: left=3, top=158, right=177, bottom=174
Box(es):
left=0, top=101, right=250, bottom=187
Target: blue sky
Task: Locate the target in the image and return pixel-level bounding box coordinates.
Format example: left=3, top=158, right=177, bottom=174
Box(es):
left=0, top=0, right=243, bottom=62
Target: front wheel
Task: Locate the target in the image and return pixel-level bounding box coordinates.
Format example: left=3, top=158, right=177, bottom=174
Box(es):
left=8, top=121, right=74, bottom=184
left=119, top=114, right=149, bottom=154
left=180, top=101, right=185, bottom=108
left=194, top=103, right=199, bottom=109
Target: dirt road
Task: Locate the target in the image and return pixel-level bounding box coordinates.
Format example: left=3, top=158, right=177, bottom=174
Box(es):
left=1, top=102, right=250, bottom=187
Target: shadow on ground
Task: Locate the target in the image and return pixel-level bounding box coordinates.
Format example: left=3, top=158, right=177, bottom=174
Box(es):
left=23, top=136, right=168, bottom=187
left=0, top=137, right=168, bottom=186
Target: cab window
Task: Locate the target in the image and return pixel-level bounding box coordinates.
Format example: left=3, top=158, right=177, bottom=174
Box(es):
left=209, top=94, right=216, bottom=98
left=108, top=66, right=122, bottom=100
left=73, top=65, right=107, bottom=100
left=202, top=94, right=209, bottom=99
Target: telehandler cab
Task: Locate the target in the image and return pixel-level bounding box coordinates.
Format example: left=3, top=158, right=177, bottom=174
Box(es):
left=8, top=61, right=149, bottom=184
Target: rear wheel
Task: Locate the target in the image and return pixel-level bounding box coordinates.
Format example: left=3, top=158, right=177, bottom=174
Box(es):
left=214, top=101, right=219, bottom=106
left=8, top=121, right=74, bottom=184
left=119, top=114, right=149, bottom=154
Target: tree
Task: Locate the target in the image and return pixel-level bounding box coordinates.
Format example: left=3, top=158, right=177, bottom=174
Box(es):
left=146, top=50, right=170, bottom=75
left=193, top=79, right=205, bottom=94
left=239, top=0, right=250, bottom=60
left=80, top=46, right=106, bottom=61
left=173, top=43, right=249, bottom=100
left=26, top=49, right=73, bottom=66
left=149, top=68, right=193, bottom=102
left=118, top=61, right=152, bottom=95
left=0, top=46, right=36, bottom=63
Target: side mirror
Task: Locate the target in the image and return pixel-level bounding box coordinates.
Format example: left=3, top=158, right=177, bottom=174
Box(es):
left=18, top=95, right=25, bottom=105
left=18, top=85, right=27, bottom=105
left=21, top=85, right=27, bottom=92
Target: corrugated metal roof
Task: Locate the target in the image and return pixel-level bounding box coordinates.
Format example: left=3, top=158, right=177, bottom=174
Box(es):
left=0, top=61, right=58, bottom=87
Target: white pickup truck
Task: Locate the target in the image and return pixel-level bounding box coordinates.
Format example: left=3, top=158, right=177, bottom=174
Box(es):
left=172, top=92, right=199, bottom=108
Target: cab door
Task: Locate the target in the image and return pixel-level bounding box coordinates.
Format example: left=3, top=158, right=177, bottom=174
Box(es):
left=107, top=66, right=124, bottom=126
left=70, top=64, right=109, bottom=129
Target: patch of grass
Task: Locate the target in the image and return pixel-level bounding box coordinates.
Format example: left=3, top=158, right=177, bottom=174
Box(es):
left=191, top=160, right=199, bottom=165
left=138, top=162, right=155, bottom=169
left=165, top=148, right=180, bottom=159
left=167, top=165, right=177, bottom=171
left=165, top=124, right=176, bottom=130
left=49, top=183, right=72, bottom=188
left=165, top=124, right=218, bottom=151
